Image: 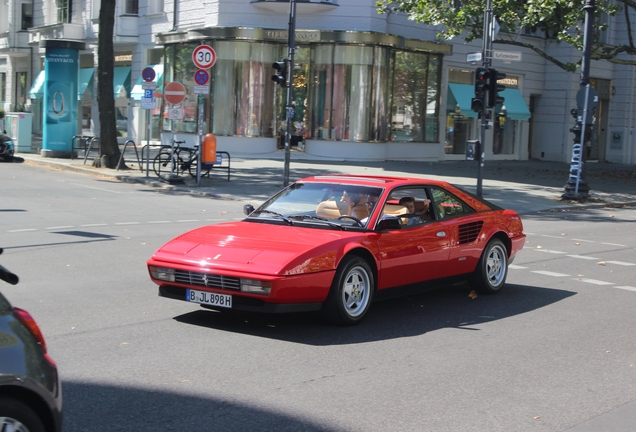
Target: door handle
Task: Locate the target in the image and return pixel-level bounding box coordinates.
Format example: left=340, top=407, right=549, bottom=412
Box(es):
left=436, top=231, right=446, bottom=237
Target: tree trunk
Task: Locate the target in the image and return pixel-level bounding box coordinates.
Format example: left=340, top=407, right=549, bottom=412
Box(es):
left=95, top=0, right=122, bottom=168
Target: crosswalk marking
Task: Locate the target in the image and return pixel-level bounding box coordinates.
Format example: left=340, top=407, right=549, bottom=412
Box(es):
left=534, top=249, right=567, bottom=254
left=605, top=261, right=635, bottom=266
left=616, top=286, right=636, bottom=292
left=509, top=265, right=527, bottom=270
left=575, top=278, right=614, bottom=286
left=567, top=255, right=600, bottom=260
left=531, top=271, right=570, bottom=277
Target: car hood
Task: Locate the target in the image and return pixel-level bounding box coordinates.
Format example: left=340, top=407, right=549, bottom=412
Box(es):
left=151, top=221, right=364, bottom=275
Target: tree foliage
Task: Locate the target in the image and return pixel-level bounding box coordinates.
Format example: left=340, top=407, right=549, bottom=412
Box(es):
left=376, top=0, right=630, bottom=72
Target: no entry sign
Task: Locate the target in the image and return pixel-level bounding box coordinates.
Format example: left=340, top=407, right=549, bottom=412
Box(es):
left=164, top=81, right=186, bottom=105
left=192, top=45, right=217, bottom=70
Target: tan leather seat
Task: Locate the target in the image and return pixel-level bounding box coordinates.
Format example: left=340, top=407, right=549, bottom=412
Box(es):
left=316, top=200, right=348, bottom=219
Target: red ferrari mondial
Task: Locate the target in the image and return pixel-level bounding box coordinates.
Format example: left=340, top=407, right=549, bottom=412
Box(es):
left=148, top=175, right=525, bottom=325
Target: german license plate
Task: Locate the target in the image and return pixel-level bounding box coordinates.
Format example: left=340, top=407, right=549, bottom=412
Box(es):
left=186, top=289, right=232, bottom=308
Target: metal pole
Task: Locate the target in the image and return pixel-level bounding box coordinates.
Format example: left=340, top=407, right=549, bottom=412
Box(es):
left=477, top=0, right=493, bottom=198
left=145, top=108, right=150, bottom=177
left=283, top=0, right=296, bottom=187
left=562, top=0, right=595, bottom=200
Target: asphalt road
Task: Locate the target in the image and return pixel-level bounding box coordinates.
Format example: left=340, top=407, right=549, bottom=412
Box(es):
left=1, top=163, right=635, bottom=432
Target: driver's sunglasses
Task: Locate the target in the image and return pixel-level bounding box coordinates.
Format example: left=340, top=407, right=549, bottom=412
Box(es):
left=364, top=201, right=376, bottom=207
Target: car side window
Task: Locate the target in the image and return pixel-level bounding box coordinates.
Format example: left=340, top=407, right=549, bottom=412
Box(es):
left=430, top=188, right=467, bottom=220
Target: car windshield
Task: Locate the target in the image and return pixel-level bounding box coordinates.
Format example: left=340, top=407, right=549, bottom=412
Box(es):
left=247, top=182, right=384, bottom=229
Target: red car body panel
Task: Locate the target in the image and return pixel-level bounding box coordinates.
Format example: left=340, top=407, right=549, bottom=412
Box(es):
left=148, top=175, right=526, bottom=309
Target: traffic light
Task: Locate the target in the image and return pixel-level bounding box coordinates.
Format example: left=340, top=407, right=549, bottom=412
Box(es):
left=487, top=68, right=506, bottom=108
left=474, top=67, right=488, bottom=99
left=272, top=59, right=288, bottom=87
left=471, top=97, right=483, bottom=113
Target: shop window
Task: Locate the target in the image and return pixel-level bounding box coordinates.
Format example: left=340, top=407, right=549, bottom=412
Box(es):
left=390, top=51, right=441, bottom=143
left=308, top=45, right=334, bottom=140
left=493, top=105, right=515, bottom=155
left=21, top=3, right=32, bottom=30
left=57, top=0, right=72, bottom=23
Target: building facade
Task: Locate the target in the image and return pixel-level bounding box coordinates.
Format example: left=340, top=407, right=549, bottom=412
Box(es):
left=0, top=0, right=634, bottom=165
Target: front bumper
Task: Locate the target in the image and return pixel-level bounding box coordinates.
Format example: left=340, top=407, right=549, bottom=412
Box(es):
left=159, top=285, right=323, bottom=313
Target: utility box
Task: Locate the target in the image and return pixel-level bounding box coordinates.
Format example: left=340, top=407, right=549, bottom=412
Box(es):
left=6, top=112, right=32, bottom=153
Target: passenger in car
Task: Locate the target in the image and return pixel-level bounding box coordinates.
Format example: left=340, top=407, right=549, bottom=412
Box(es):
left=399, top=196, right=431, bottom=225
left=341, top=191, right=369, bottom=220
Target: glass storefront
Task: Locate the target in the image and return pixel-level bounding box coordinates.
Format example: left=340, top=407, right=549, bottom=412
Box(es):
left=160, top=39, right=443, bottom=146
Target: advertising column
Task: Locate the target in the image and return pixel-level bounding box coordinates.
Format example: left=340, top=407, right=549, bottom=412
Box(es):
left=40, top=40, right=86, bottom=158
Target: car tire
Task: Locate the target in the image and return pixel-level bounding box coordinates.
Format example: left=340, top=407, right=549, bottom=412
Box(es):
left=0, top=397, right=46, bottom=432
left=471, top=238, right=508, bottom=294
left=323, top=255, right=374, bottom=325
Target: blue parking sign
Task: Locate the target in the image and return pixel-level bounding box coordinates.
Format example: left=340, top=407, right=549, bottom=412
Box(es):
left=144, top=89, right=153, bottom=98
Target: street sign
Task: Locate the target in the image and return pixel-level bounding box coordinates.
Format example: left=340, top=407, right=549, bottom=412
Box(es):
left=142, top=67, right=156, bottom=82
left=141, top=89, right=156, bottom=110
left=164, top=81, right=186, bottom=105
left=167, top=107, right=184, bottom=120
left=194, top=69, right=210, bottom=86
left=466, top=52, right=482, bottom=63
left=192, top=45, right=217, bottom=70
left=194, top=85, right=210, bottom=95
left=493, top=50, right=522, bottom=62
left=576, top=87, right=598, bottom=110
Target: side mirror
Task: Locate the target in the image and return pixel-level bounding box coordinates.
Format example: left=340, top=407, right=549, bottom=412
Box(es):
left=243, top=204, right=255, bottom=216
left=377, top=217, right=401, bottom=230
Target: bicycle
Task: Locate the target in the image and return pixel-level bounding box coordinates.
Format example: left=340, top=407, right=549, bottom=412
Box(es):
left=152, top=140, right=212, bottom=178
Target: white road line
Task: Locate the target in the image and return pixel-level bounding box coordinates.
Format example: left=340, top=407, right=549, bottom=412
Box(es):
left=567, top=255, right=601, bottom=260
left=45, top=226, right=74, bottom=230
left=616, top=286, right=636, bottom=292
left=572, top=238, right=595, bottom=243
left=574, top=278, right=614, bottom=286
left=148, top=221, right=172, bottom=224
left=531, top=271, right=570, bottom=277
left=81, top=223, right=107, bottom=227
left=534, top=249, right=567, bottom=254
left=7, top=228, right=37, bottom=232
left=114, top=222, right=141, bottom=225
left=605, top=261, right=636, bottom=266
left=509, top=265, right=528, bottom=270
left=176, top=220, right=199, bottom=223
left=602, top=242, right=627, bottom=247
left=540, top=235, right=568, bottom=239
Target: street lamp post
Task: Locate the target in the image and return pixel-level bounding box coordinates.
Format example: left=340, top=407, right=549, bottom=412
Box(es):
left=282, top=0, right=297, bottom=187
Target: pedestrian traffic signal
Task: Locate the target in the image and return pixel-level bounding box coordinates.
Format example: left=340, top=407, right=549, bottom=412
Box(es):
left=471, top=97, right=483, bottom=113
left=474, top=67, right=488, bottom=99
left=487, top=68, right=506, bottom=108
left=272, top=60, right=288, bottom=87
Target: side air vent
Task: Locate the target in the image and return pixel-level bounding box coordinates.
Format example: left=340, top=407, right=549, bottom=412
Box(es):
left=458, top=221, right=484, bottom=244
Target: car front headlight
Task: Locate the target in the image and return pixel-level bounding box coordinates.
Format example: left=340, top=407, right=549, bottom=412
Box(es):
left=240, top=278, right=272, bottom=295
left=149, top=266, right=175, bottom=282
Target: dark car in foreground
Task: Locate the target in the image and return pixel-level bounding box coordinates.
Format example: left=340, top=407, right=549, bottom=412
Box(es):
left=0, top=250, right=62, bottom=432
left=148, top=175, right=526, bottom=325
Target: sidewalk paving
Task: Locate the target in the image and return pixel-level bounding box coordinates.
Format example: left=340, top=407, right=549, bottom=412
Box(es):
left=15, top=148, right=636, bottom=215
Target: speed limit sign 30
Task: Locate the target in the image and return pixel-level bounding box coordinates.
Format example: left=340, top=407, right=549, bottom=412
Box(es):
left=192, top=45, right=217, bottom=70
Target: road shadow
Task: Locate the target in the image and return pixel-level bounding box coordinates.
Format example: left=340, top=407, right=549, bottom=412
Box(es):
left=62, top=381, right=337, bottom=432
left=523, top=204, right=636, bottom=223
left=174, top=283, right=575, bottom=346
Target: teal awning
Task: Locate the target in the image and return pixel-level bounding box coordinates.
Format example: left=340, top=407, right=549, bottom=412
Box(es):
left=499, top=88, right=531, bottom=120
left=28, top=70, right=46, bottom=99
left=113, top=66, right=131, bottom=98
left=448, top=83, right=478, bottom=118
left=78, top=68, right=95, bottom=100
left=131, top=64, right=164, bottom=100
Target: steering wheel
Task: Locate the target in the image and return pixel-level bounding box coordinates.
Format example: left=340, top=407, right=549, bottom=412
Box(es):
left=337, top=215, right=362, bottom=226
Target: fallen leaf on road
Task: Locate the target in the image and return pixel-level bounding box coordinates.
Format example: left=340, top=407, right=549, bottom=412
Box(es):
left=468, top=291, right=478, bottom=299
left=561, top=233, right=567, bottom=236
left=537, top=245, right=543, bottom=249
left=598, top=261, right=606, bottom=265
left=575, top=242, right=580, bottom=246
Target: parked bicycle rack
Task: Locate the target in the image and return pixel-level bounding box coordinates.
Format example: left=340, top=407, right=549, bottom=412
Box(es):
left=202, top=151, right=231, bottom=181
left=117, top=139, right=142, bottom=171
left=83, top=137, right=100, bottom=165
left=71, top=135, right=95, bottom=161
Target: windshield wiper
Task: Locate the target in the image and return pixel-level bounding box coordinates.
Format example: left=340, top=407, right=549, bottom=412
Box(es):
left=252, top=209, right=293, bottom=225
left=289, top=215, right=347, bottom=229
